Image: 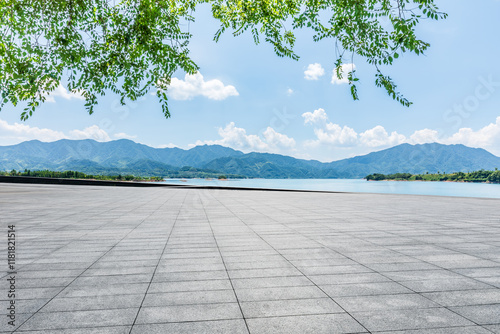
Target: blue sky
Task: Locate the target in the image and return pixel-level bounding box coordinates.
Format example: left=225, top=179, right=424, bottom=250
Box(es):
left=1, top=0, right=500, bottom=162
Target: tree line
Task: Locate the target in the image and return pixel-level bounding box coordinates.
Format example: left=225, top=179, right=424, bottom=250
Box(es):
left=366, top=170, right=500, bottom=183
left=1, top=169, right=163, bottom=182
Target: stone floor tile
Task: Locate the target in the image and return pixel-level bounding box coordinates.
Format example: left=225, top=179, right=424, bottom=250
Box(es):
left=142, top=290, right=236, bottom=306
left=451, top=304, right=500, bottom=325
left=353, top=308, right=474, bottom=332
left=246, top=313, right=367, bottom=334
left=17, top=308, right=138, bottom=331
left=130, top=320, right=249, bottom=334
left=135, top=303, right=242, bottom=324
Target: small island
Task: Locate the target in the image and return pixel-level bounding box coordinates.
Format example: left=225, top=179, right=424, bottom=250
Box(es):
left=366, top=169, right=500, bottom=184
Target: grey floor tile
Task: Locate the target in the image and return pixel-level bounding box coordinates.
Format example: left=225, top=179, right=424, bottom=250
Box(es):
left=451, top=304, right=500, bottom=325
left=246, top=313, right=367, bottom=334
left=240, top=298, right=343, bottom=318
left=0, top=313, right=33, bottom=332
left=321, top=281, right=412, bottom=297
left=299, top=265, right=372, bottom=276
left=70, top=274, right=153, bottom=286
left=484, top=324, right=500, bottom=333
left=155, top=263, right=227, bottom=273
left=142, top=290, right=236, bottom=306
left=232, top=276, right=312, bottom=289
left=400, top=277, right=493, bottom=293
left=228, top=267, right=301, bottom=279
left=310, top=272, right=389, bottom=285
left=453, top=267, right=500, bottom=278
left=475, top=276, right=500, bottom=288
left=135, top=303, right=242, bottom=324
left=17, top=308, right=138, bottom=331
left=353, top=308, right=474, bottom=332
left=374, top=326, right=492, bottom=334
left=226, top=261, right=292, bottom=271
left=15, top=277, right=74, bottom=289
left=335, top=293, right=440, bottom=312
left=365, top=262, right=441, bottom=272
left=130, top=320, right=249, bottom=334
left=59, top=283, right=149, bottom=298
left=16, top=270, right=83, bottom=279
left=235, top=285, right=327, bottom=302
left=383, top=270, right=464, bottom=282
left=422, top=289, right=500, bottom=306
left=40, top=294, right=144, bottom=312
left=15, top=326, right=131, bottom=333
left=0, top=298, right=49, bottom=315
left=153, top=270, right=228, bottom=282
left=148, top=280, right=232, bottom=293
left=10, top=287, right=63, bottom=300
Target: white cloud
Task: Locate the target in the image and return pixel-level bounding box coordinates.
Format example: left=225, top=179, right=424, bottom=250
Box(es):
left=304, top=112, right=500, bottom=159
left=401, top=117, right=500, bottom=155
left=331, top=63, right=356, bottom=85
left=46, top=84, right=85, bottom=103
left=210, top=122, right=268, bottom=151
left=0, top=119, right=122, bottom=146
left=302, top=108, right=328, bottom=124
left=193, top=122, right=295, bottom=154
left=156, top=143, right=178, bottom=149
left=304, top=63, right=325, bottom=80
left=442, top=116, right=500, bottom=154
left=168, top=72, right=239, bottom=101
left=286, top=88, right=294, bottom=96
left=114, top=132, right=137, bottom=140
left=303, top=109, right=405, bottom=149
left=314, top=124, right=358, bottom=147
left=69, top=125, right=111, bottom=142
left=0, top=119, right=67, bottom=143
left=360, top=126, right=406, bottom=148
left=263, top=127, right=296, bottom=149
left=410, top=129, right=440, bottom=144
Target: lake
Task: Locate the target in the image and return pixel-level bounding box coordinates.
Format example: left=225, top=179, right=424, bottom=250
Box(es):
left=160, top=178, right=500, bottom=199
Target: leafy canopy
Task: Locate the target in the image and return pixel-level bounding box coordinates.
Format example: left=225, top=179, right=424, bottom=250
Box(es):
left=0, top=0, right=446, bottom=120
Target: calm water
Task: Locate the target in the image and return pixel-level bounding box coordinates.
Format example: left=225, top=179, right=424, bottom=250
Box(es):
left=161, top=178, right=500, bottom=199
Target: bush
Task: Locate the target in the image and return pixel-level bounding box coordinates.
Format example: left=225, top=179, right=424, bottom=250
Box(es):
left=487, top=170, right=500, bottom=183
left=366, top=173, right=387, bottom=181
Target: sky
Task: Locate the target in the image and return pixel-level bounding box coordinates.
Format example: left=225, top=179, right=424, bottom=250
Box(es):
left=1, top=0, right=500, bottom=162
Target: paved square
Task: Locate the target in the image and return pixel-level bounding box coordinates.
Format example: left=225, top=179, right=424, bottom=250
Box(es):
left=1, top=183, right=499, bottom=333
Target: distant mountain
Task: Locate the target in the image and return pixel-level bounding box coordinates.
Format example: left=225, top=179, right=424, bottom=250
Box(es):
left=62, top=158, right=180, bottom=176
left=203, top=143, right=500, bottom=178
left=324, top=143, right=500, bottom=178
left=1, top=139, right=499, bottom=178
left=0, top=139, right=243, bottom=171
left=203, top=152, right=323, bottom=178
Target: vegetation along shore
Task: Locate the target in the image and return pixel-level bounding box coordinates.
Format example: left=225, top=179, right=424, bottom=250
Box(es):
left=1, top=169, right=245, bottom=181
left=366, top=170, right=500, bottom=183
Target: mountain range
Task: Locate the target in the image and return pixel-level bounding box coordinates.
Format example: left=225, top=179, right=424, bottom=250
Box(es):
left=1, top=139, right=499, bottom=179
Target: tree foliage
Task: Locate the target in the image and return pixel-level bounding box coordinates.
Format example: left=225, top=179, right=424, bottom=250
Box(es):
left=0, top=0, right=447, bottom=120
left=366, top=170, right=500, bottom=184
left=3, top=168, right=163, bottom=180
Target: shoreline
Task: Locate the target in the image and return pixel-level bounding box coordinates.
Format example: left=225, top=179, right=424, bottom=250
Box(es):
left=366, top=179, right=498, bottom=184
